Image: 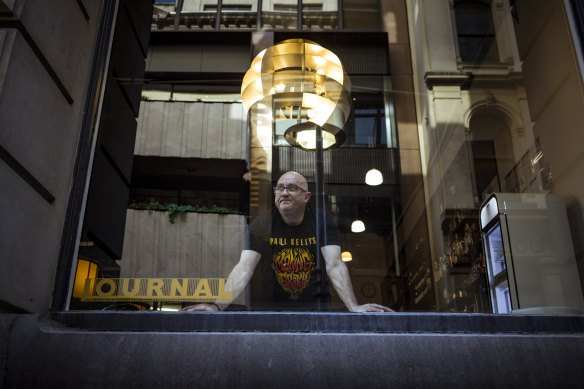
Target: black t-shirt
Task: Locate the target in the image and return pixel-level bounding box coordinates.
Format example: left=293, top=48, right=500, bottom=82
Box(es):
left=247, top=207, right=340, bottom=310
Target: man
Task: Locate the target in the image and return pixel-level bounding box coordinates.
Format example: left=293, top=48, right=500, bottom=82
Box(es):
left=182, top=171, right=392, bottom=312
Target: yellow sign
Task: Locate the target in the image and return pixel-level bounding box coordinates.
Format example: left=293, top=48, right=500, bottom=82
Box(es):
left=81, top=278, right=232, bottom=302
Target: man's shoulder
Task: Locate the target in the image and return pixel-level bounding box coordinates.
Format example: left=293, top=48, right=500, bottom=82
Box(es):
left=249, top=208, right=279, bottom=233
left=251, top=208, right=279, bottom=222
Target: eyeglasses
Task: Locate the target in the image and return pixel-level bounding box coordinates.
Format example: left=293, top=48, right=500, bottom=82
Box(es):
left=273, top=184, right=306, bottom=194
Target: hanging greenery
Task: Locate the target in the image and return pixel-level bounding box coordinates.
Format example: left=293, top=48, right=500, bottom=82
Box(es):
left=128, top=201, right=238, bottom=223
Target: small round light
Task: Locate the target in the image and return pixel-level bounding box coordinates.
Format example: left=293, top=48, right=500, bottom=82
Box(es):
left=365, top=169, right=383, bottom=186
left=351, top=220, right=365, bottom=233
left=341, top=251, right=353, bottom=262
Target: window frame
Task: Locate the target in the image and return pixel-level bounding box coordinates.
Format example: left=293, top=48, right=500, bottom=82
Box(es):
left=452, top=0, right=499, bottom=64
left=52, top=0, right=584, bottom=335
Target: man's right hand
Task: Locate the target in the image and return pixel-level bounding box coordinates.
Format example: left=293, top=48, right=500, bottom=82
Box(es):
left=180, top=303, right=219, bottom=312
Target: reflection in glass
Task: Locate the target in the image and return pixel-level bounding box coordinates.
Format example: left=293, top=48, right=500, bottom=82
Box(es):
left=343, top=0, right=378, bottom=30
left=301, top=0, right=337, bottom=30
left=261, top=0, right=298, bottom=30
left=152, top=0, right=220, bottom=30
left=66, top=0, right=584, bottom=316
left=454, top=0, right=498, bottom=63
left=343, top=91, right=388, bottom=148
left=219, top=0, right=258, bottom=30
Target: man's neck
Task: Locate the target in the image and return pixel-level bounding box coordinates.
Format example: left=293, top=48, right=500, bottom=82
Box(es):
left=279, top=209, right=304, bottom=226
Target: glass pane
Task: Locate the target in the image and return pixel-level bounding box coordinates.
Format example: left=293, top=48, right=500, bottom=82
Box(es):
left=343, top=80, right=390, bottom=148
left=219, top=0, right=258, bottom=30
left=71, top=83, right=250, bottom=311
left=179, top=0, right=218, bottom=30
left=454, top=1, right=499, bottom=62
left=301, top=0, right=337, bottom=31
left=66, top=0, right=584, bottom=317
left=261, top=0, right=298, bottom=30
left=458, top=35, right=499, bottom=62
left=152, top=0, right=179, bottom=30
left=343, top=0, right=378, bottom=30
left=455, top=1, right=495, bottom=35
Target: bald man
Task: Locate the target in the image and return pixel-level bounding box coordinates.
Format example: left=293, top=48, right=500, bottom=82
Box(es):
left=183, top=171, right=392, bottom=312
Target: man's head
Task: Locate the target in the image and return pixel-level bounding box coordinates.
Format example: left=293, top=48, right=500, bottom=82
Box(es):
left=274, top=171, right=311, bottom=222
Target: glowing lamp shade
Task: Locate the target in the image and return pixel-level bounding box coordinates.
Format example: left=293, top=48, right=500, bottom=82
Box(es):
left=341, top=251, right=353, bottom=262
left=351, top=220, right=366, bottom=233
left=72, top=258, right=99, bottom=299
left=365, top=169, right=383, bottom=186
left=295, top=129, right=337, bottom=150
left=240, top=39, right=351, bottom=150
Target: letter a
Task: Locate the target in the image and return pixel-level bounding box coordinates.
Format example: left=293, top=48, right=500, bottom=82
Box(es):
left=194, top=279, right=213, bottom=301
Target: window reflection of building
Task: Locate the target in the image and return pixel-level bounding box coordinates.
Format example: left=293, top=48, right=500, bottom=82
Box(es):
left=412, top=0, right=547, bottom=312
left=118, top=88, right=251, bottom=309
left=343, top=0, right=378, bottom=29
left=104, top=13, right=398, bottom=310
left=71, top=0, right=581, bottom=314
left=261, top=0, right=298, bottom=30
left=152, top=0, right=380, bottom=31
left=453, top=0, right=499, bottom=63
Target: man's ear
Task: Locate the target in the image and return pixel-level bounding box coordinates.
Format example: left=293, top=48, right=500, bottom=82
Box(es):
left=303, top=191, right=312, bottom=204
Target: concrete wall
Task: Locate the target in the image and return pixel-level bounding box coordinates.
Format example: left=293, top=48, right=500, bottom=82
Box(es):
left=0, top=0, right=104, bottom=313
left=3, top=313, right=584, bottom=387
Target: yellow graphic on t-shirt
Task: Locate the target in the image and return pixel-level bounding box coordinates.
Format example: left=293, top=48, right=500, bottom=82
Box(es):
left=272, top=247, right=315, bottom=296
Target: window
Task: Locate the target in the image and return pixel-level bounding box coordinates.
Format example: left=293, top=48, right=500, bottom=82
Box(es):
left=61, top=0, right=584, bottom=318
left=454, top=0, right=499, bottom=63
left=262, top=1, right=298, bottom=30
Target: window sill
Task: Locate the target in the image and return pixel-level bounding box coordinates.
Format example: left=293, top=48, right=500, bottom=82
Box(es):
left=52, top=311, right=584, bottom=334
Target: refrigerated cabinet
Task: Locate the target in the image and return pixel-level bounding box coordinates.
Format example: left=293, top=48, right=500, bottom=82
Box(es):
left=479, top=193, right=584, bottom=314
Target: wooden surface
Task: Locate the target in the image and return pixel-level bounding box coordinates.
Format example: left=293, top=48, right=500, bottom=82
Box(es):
left=119, top=209, right=247, bottom=305
left=134, top=101, right=247, bottom=159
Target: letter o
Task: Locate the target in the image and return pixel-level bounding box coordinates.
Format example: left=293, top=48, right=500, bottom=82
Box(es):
left=96, top=279, right=117, bottom=297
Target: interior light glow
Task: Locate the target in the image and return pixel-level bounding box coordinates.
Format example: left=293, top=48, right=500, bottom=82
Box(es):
left=351, top=220, right=365, bottom=233
left=296, top=130, right=336, bottom=150
left=341, top=251, right=353, bottom=262
left=72, top=259, right=99, bottom=299
left=365, top=169, right=383, bottom=186
left=275, top=83, right=286, bottom=93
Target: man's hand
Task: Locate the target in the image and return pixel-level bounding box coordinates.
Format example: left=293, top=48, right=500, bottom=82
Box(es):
left=350, top=303, right=394, bottom=313
left=180, top=303, right=219, bottom=312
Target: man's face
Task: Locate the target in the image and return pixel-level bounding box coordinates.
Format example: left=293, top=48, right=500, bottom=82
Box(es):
left=274, top=173, right=311, bottom=213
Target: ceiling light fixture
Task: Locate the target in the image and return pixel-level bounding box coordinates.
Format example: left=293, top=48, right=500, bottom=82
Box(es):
left=351, top=220, right=365, bottom=233
left=341, top=251, right=353, bottom=262
left=365, top=169, right=383, bottom=186
left=240, top=39, right=351, bottom=150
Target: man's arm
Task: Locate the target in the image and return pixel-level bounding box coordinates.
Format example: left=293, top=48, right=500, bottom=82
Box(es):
left=321, top=245, right=393, bottom=312
left=181, top=250, right=261, bottom=312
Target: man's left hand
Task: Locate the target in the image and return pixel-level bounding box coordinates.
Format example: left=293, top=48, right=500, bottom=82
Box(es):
left=351, top=303, right=394, bottom=312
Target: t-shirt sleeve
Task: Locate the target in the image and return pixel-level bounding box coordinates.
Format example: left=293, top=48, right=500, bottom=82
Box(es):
left=246, top=211, right=271, bottom=253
